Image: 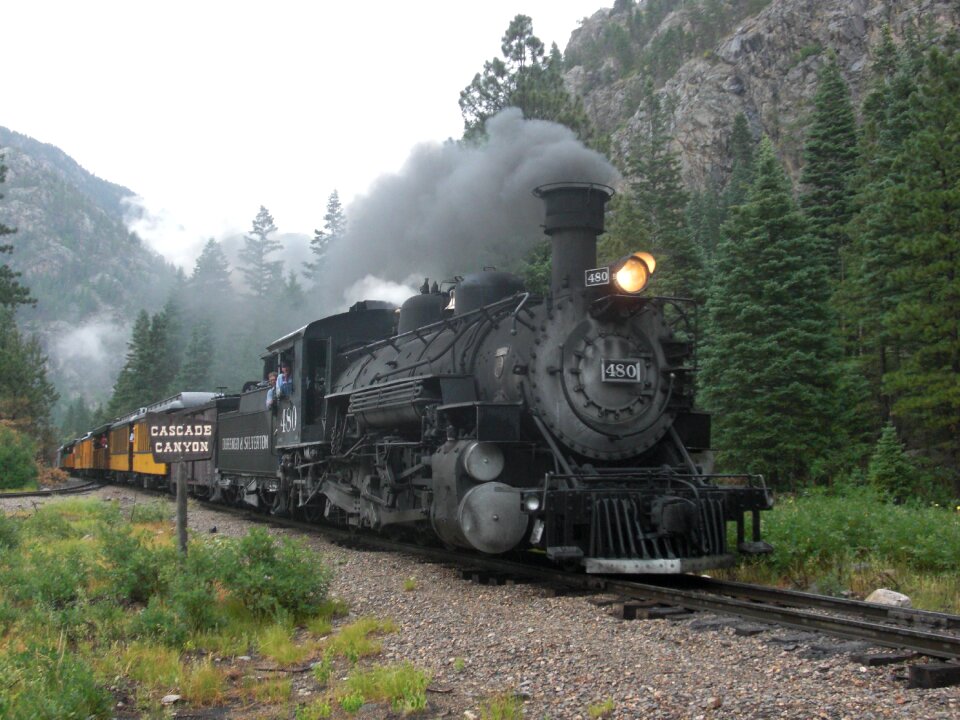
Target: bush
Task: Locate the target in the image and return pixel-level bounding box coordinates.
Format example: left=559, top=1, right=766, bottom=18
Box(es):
left=7, top=545, right=95, bottom=607
left=98, top=523, right=177, bottom=603
left=0, top=513, right=20, bottom=549
left=130, top=595, right=189, bottom=646
left=0, top=643, right=112, bottom=719
left=0, top=426, right=37, bottom=490
left=220, top=528, right=331, bottom=620
left=759, top=485, right=960, bottom=576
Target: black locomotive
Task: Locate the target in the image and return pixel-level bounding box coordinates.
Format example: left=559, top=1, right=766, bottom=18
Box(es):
left=64, top=182, right=772, bottom=574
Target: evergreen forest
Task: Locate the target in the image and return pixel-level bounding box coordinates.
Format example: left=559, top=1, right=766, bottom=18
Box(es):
left=2, top=5, right=957, bottom=505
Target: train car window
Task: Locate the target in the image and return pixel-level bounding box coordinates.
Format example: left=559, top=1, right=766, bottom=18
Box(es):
left=303, top=338, right=329, bottom=424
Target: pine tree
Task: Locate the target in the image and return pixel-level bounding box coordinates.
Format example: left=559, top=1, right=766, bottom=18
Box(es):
left=700, top=138, right=837, bottom=488
left=173, top=320, right=213, bottom=392
left=107, top=311, right=152, bottom=416
left=0, top=148, right=33, bottom=309
left=306, top=190, right=345, bottom=284
left=799, top=57, right=859, bottom=282
left=837, top=38, right=919, bottom=422
left=597, top=193, right=649, bottom=265
left=625, top=85, right=700, bottom=300
left=0, top=307, right=58, bottom=438
left=149, top=308, right=180, bottom=398
left=866, top=422, right=915, bottom=502
left=459, top=15, right=593, bottom=142
left=878, top=46, right=960, bottom=477
left=189, top=238, right=232, bottom=298
left=723, top=112, right=756, bottom=210
left=60, top=396, right=92, bottom=441
left=685, top=181, right=725, bottom=270
left=238, top=206, right=283, bottom=300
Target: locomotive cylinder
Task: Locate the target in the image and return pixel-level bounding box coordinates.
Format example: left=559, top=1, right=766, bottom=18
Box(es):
left=533, top=182, right=614, bottom=296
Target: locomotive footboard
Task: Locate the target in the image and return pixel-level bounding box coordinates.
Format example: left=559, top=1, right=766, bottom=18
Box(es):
left=537, top=472, right=773, bottom=574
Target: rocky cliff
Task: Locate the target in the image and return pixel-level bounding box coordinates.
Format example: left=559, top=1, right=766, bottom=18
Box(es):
left=564, top=0, right=959, bottom=185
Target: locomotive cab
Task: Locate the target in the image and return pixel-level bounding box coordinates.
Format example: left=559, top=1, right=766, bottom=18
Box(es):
left=263, top=301, right=399, bottom=449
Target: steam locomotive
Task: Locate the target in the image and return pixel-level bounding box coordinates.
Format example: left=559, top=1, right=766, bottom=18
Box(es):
left=61, top=182, right=772, bottom=574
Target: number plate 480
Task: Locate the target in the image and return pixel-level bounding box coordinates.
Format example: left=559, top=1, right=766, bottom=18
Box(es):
left=601, top=359, right=642, bottom=383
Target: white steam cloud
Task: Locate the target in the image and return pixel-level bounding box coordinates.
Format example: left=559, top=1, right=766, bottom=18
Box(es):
left=340, top=275, right=420, bottom=311
left=318, top=109, right=620, bottom=307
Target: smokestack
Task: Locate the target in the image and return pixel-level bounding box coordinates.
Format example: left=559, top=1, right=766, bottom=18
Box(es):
left=533, top=182, right=614, bottom=296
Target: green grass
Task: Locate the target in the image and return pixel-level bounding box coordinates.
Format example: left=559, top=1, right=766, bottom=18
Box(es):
left=480, top=693, right=525, bottom=720
left=324, top=616, right=398, bottom=663
left=588, top=698, right=615, bottom=718
left=180, top=658, right=227, bottom=706
left=727, top=485, right=960, bottom=611
left=0, top=498, right=338, bottom=716
left=242, top=675, right=292, bottom=704
left=296, top=698, right=333, bottom=718
left=337, top=662, right=431, bottom=713
left=257, top=622, right=319, bottom=666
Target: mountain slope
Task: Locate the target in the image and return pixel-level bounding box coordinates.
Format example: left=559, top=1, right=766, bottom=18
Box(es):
left=564, top=0, right=959, bottom=185
left=0, top=127, right=177, bottom=326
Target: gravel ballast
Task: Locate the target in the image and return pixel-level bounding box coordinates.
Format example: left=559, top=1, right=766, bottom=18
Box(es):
left=4, top=487, right=959, bottom=719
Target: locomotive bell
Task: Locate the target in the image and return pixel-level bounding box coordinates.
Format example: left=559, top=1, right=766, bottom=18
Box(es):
left=533, top=182, right=614, bottom=296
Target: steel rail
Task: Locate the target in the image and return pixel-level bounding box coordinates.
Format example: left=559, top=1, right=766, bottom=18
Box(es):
left=601, top=578, right=960, bottom=660
left=656, top=576, right=960, bottom=631
left=154, top=492, right=960, bottom=661
left=0, top=481, right=102, bottom=500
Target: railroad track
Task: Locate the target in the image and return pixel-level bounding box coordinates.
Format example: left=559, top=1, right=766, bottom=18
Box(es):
left=101, top=483, right=960, bottom=672
left=195, top=499, right=960, bottom=664
left=0, top=480, right=102, bottom=500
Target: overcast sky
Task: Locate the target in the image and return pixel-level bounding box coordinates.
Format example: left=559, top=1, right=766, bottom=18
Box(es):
left=6, top=1, right=606, bottom=268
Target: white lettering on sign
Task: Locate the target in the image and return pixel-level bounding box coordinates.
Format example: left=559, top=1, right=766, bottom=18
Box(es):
left=584, top=266, right=611, bottom=287
left=149, top=424, right=213, bottom=437
left=221, top=435, right=270, bottom=451
left=280, top=405, right=298, bottom=434
left=153, top=441, right=210, bottom=454
left=601, top=358, right=643, bottom=383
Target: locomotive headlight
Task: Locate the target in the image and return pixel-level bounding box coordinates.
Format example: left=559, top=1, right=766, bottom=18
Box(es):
left=633, top=251, right=656, bottom=275
left=613, top=253, right=655, bottom=294
left=461, top=441, right=505, bottom=481
left=522, top=493, right=542, bottom=513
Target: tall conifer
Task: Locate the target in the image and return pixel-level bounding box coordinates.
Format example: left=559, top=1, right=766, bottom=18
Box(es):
left=799, top=58, right=858, bottom=281
left=238, top=206, right=283, bottom=300
left=307, top=190, right=345, bottom=285
left=626, top=85, right=700, bottom=299
left=0, top=149, right=33, bottom=309
left=700, top=138, right=836, bottom=487
left=878, top=47, right=960, bottom=477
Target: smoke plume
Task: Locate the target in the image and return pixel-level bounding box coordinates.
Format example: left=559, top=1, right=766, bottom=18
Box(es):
left=320, top=109, right=619, bottom=308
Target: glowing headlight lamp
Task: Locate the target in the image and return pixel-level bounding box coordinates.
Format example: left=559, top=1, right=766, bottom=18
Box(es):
left=613, top=252, right=656, bottom=294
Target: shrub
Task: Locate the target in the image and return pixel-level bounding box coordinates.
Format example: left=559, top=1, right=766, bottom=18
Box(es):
left=297, top=698, right=333, bottom=719
left=0, top=643, right=112, bottom=719
left=99, top=523, right=176, bottom=603
left=129, top=498, right=171, bottom=524
left=0, top=426, right=37, bottom=490
left=7, top=545, right=94, bottom=606
left=0, top=513, right=20, bottom=549
left=130, top=595, right=189, bottom=646
left=758, top=486, right=960, bottom=577
left=220, top=528, right=331, bottom=620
